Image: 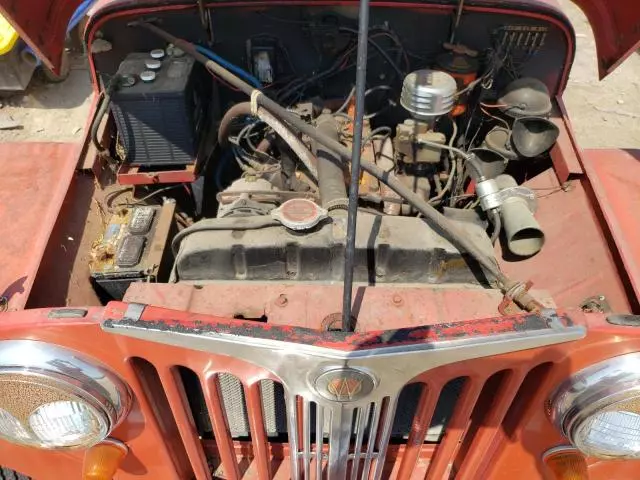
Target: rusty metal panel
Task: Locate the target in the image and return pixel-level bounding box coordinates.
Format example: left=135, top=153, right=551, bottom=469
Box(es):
left=0, top=142, right=78, bottom=311
left=582, top=149, right=640, bottom=306
left=0, top=0, right=84, bottom=73
left=496, top=168, right=634, bottom=313
left=123, top=282, right=555, bottom=330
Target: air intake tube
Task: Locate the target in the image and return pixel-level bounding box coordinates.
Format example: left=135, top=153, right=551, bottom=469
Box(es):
left=477, top=174, right=545, bottom=257
left=496, top=175, right=545, bottom=257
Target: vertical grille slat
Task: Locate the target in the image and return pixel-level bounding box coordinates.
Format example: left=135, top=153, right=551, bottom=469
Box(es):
left=327, top=407, right=354, bottom=480
left=361, top=401, right=381, bottom=478
left=157, top=367, right=212, bottom=480
left=372, top=396, right=399, bottom=480
left=426, top=378, right=484, bottom=479
left=286, top=394, right=301, bottom=480
left=245, top=383, right=272, bottom=480
left=128, top=359, right=194, bottom=479
left=350, top=404, right=370, bottom=480
left=203, top=375, right=242, bottom=480
left=302, top=400, right=312, bottom=480
left=455, top=369, right=527, bottom=478
left=315, top=405, right=325, bottom=479
left=396, top=383, right=440, bottom=479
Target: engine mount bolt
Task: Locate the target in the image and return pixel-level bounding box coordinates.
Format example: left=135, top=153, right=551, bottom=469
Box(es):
left=275, top=294, right=288, bottom=307
left=392, top=294, right=404, bottom=306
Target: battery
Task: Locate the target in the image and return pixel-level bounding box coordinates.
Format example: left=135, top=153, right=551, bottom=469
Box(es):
left=89, top=201, right=176, bottom=300
left=110, top=51, right=209, bottom=167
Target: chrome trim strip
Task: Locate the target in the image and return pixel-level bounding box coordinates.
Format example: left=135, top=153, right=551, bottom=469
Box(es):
left=316, top=404, right=324, bottom=479
left=103, top=316, right=585, bottom=479
left=351, top=403, right=370, bottom=480
left=286, top=393, right=300, bottom=480
left=373, top=396, right=399, bottom=480
left=303, top=399, right=311, bottom=479
left=327, top=406, right=354, bottom=479
left=362, top=401, right=381, bottom=478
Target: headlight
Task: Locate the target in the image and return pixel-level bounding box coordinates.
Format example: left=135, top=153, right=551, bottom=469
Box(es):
left=0, top=340, right=131, bottom=449
left=550, top=352, right=640, bottom=459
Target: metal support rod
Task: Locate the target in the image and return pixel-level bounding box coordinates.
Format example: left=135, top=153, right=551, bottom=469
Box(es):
left=450, top=0, right=465, bottom=44
left=341, top=0, right=371, bottom=332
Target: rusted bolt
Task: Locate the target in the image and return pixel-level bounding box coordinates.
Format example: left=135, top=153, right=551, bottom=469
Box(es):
left=275, top=294, right=288, bottom=307
left=321, top=312, right=356, bottom=332
left=392, top=294, right=403, bottom=306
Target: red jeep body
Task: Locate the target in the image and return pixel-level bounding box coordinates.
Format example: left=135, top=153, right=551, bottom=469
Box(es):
left=0, top=0, right=638, bottom=479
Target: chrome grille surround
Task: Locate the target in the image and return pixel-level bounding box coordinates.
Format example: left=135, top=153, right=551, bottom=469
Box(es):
left=103, top=305, right=584, bottom=480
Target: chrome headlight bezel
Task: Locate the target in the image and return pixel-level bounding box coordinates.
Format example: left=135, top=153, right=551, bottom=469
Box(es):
left=0, top=340, right=131, bottom=450
left=550, top=352, right=640, bottom=459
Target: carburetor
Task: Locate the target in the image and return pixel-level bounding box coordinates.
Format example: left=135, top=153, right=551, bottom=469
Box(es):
left=395, top=118, right=446, bottom=164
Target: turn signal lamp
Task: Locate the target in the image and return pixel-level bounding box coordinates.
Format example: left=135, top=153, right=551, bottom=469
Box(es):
left=83, top=439, right=128, bottom=480
left=543, top=446, right=589, bottom=480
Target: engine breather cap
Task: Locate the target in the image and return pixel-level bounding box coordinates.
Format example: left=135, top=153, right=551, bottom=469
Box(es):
left=271, top=199, right=328, bottom=231
left=400, top=69, right=457, bottom=121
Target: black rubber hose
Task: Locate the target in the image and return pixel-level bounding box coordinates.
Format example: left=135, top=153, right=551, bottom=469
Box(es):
left=139, top=22, right=539, bottom=307
left=90, top=93, right=111, bottom=156
left=314, top=115, right=348, bottom=209
left=172, top=216, right=279, bottom=256
left=217, top=102, right=252, bottom=147
left=90, top=75, right=121, bottom=156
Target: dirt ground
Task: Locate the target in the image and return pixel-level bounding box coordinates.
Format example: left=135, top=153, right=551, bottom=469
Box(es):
left=0, top=1, right=637, bottom=148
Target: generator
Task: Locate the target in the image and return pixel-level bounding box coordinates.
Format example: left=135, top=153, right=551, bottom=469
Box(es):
left=110, top=50, right=210, bottom=167
left=89, top=200, right=176, bottom=300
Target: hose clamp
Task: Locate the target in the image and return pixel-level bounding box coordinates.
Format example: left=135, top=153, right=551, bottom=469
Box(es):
left=476, top=179, right=537, bottom=213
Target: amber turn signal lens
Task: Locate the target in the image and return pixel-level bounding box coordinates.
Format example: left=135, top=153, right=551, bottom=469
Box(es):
left=543, top=446, right=589, bottom=480
left=83, top=439, right=127, bottom=480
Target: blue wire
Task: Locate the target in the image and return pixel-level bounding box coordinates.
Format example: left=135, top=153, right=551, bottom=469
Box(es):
left=68, top=0, right=94, bottom=31
left=195, top=45, right=262, bottom=89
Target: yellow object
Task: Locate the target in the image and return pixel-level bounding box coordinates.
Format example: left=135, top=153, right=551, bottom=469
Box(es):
left=0, top=13, right=18, bottom=56
left=543, top=446, right=589, bottom=480
left=83, top=439, right=128, bottom=480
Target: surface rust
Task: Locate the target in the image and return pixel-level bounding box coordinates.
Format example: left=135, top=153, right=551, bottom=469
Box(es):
left=0, top=143, right=79, bottom=311
left=104, top=301, right=572, bottom=351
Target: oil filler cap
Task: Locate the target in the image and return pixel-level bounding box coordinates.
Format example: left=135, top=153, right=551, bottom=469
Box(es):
left=271, top=199, right=328, bottom=231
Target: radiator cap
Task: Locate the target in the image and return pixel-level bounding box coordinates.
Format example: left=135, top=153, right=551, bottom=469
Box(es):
left=271, top=199, right=328, bottom=231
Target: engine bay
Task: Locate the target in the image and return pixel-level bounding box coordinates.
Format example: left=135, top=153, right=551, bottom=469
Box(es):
left=85, top=2, right=573, bottom=301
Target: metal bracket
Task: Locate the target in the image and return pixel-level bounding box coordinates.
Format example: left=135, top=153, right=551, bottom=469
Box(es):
left=580, top=295, right=612, bottom=313
left=499, top=280, right=536, bottom=315
left=123, top=303, right=146, bottom=322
